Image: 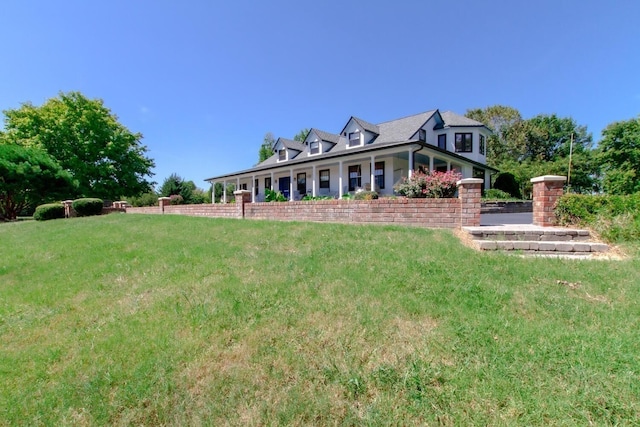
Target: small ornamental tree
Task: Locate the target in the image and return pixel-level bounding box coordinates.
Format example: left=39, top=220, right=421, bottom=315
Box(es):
left=394, top=170, right=462, bottom=198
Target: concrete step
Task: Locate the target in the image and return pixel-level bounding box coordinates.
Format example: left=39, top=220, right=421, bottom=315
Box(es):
left=465, top=227, right=591, bottom=242
left=475, top=240, right=609, bottom=253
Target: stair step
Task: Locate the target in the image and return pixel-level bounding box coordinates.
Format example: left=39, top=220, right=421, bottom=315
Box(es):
left=476, top=240, right=609, bottom=253
left=465, top=228, right=591, bottom=242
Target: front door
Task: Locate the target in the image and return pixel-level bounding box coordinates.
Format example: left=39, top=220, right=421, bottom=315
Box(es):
left=279, top=177, right=290, bottom=199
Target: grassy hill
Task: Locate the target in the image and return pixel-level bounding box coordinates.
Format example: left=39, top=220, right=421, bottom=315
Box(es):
left=1, top=214, right=639, bottom=425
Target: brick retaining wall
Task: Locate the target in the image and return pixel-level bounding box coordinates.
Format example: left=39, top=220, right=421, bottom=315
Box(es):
left=245, top=198, right=461, bottom=228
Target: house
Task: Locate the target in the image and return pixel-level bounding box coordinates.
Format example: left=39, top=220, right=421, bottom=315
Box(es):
left=206, top=109, right=497, bottom=202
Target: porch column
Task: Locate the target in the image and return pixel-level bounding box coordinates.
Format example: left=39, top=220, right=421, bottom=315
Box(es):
left=289, top=168, right=294, bottom=201
left=408, top=148, right=414, bottom=178
left=312, top=164, right=317, bottom=197
left=251, top=174, right=256, bottom=203
left=370, top=155, right=375, bottom=191
left=270, top=172, right=274, bottom=190
left=339, top=160, right=344, bottom=198
left=447, top=161, right=451, bottom=172
left=236, top=177, right=240, bottom=191
left=429, top=156, right=434, bottom=173
left=223, top=180, right=227, bottom=203
left=211, top=182, right=216, bottom=204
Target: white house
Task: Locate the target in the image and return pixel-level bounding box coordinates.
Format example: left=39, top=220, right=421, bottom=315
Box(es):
left=206, top=109, right=497, bottom=202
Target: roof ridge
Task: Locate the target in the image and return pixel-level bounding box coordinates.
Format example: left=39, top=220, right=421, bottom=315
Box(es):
left=376, top=109, right=437, bottom=125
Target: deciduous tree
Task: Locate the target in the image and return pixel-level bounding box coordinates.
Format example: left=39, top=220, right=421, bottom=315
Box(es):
left=0, top=144, right=76, bottom=220
left=598, top=117, right=640, bottom=194
left=2, top=91, right=155, bottom=200
left=258, top=132, right=275, bottom=163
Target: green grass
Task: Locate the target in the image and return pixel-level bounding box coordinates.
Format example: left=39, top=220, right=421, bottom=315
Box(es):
left=1, top=214, right=639, bottom=425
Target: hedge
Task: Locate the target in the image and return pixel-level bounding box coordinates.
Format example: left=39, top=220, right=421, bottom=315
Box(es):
left=33, top=203, right=65, bottom=221
left=72, top=198, right=104, bottom=217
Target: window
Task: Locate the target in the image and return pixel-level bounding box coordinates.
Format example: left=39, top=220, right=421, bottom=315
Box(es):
left=264, top=177, right=271, bottom=191
left=455, top=133, right=473, bottom=152
left=438, top=134, right=446, bottom=150
left=310, top=140, right=319, bottom=154
left=348, top=165, right=361, bottom=191
left=241, top=183, right=247, bottom=190
left=374, top=162, right=385, bottom=189
left=479, top=134, right=485, bottom=155
left=348, top=131, right=360, bottom=147
left=254, top=179, right=259, bottom=196
left=418, top=129, right=426, bottom=142
left=473, top=167, right=485, bottom=180
left=319, top=169, right=330, bottom=189
left=297, top=173, right=306, bottom=195
left=278, top=149, right=286, bottom=161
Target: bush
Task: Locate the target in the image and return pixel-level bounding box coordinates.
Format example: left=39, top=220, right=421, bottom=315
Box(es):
left=126, top=192, right=158, bottom=207
left=493, top=172, right=522, bottom=199
left=169, top=194, right=184, bottom=205
left=555, top=193, right=640, bottom=242
left=72, top=198, right=104, bottom=217
left=394, top=171, right=462, bottom=198
left=33, top=203, right=65, bottom=221
left=354, top=191, right=378, bottom=200
left=484, top=189, right=512, bottom=200
left=265, top=188, right=287, bottom=202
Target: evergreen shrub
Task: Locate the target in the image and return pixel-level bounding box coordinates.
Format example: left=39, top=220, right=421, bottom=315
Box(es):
left=33, top=203, right=65, bottom=221
left=72, top=198, right=104, bottom=217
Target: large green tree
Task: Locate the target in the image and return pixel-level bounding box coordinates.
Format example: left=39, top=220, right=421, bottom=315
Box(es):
left=2, top=92, right=155, bottom=200
left=257, top=132, right=275, bottom=164
left=465, top=105, right=523, bottom=165
left=598, top=116, right=640, bottom=194
left=0, top=144, right=76, bottom=220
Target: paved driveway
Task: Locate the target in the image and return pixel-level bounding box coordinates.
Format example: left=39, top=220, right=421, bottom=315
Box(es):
left=480, top=212, right=533, bottom=226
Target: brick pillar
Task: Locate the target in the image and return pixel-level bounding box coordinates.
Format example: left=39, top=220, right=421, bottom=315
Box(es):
left=234, top=190, right=251, bottom=219
left=62, top=200, right=74, bottom=218
left=457, top=178, right=483, bottom=227
left=531, top=175, right=566, bottom=227
left=158, top=197, right=171, bottom=214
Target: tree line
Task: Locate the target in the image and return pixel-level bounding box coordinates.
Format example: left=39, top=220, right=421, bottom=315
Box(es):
left=466, top=105, right=639, bottom=197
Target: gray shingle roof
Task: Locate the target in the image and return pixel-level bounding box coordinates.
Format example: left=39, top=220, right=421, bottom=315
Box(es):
left=311, top=129, right=340, bottom=144
left=440, top=111, right=484, bottom=127
left=375, top=110, right=437, bottom=143
left=352, top=116, right=380, bottom=134
left=279, top=138, right=306, bottom=151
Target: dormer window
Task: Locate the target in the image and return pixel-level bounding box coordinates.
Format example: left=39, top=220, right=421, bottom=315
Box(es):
left=348, top=131, right=361, bottom=147
left=418, top=129, right=426, bottom=142
left=278, top=149, right=286, bottom=161
left=310, top=140, right=319, bottom=154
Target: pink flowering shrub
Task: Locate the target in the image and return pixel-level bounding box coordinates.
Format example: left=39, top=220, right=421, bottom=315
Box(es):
left=394, top=170, right=462, bottom=198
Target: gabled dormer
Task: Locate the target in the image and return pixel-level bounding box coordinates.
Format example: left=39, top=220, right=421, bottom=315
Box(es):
left=340, top=116, right=380, bottom=149
left=305, top=129, right=340, bottom=156
left=273, top=137, right=305, bottom=163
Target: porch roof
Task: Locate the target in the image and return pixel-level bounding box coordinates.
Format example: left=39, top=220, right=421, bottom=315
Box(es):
left=205, top=140, right=498, bottom=182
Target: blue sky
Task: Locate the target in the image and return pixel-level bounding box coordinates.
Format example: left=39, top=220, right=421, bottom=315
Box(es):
left=1, top=0, right=639, bottom=189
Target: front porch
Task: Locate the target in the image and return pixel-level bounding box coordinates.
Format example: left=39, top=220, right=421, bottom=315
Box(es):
left=211, top=145, right=490, bottom=203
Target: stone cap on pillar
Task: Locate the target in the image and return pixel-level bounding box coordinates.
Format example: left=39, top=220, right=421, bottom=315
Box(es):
left=530, top=175, right=567, bottom=183
left=233, top=190, right=251, bottom=196
left=456, top=178, right=484, bottom=186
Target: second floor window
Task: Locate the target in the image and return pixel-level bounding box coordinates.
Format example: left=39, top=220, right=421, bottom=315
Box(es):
left=348, top=131, right=360, bottom=147
left=438, top=134, right=446, bottom=150
left=455, top=133, right=473, bottom=153
left=479, top=135, right=485, bottom=155
left=418, top=129, right=426, bottom=142
left=310, top=141, right=319, bottom=154
left=278, top=149, right=286, bottom=161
